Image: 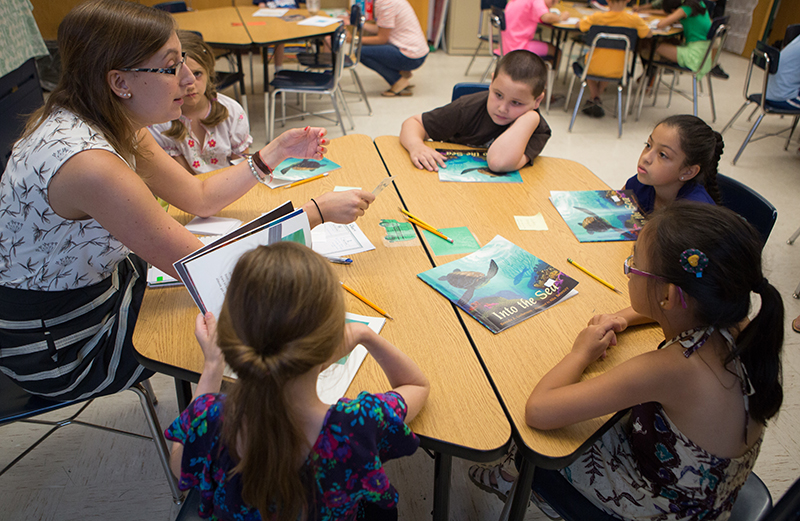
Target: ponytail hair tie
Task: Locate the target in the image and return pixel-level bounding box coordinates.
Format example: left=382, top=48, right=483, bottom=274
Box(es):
left=680, top=248, right=708, bottom=278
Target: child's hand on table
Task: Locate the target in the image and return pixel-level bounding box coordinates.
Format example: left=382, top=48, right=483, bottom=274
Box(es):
left=409, top=144, right=447, bottom=172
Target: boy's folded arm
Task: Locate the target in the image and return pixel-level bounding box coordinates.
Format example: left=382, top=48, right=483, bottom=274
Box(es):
left=486, top=110, right=541, bottom=172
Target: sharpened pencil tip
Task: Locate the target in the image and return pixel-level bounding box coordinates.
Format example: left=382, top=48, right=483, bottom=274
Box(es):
left=385, top=315, right=395, bottom=320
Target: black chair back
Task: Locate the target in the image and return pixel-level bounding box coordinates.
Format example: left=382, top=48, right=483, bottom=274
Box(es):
left=754, top=41, right=781, bottom=74
left=153, top=1, right=188, bottom=12
left=350, top=2, right=362, bottom=26
left=481, top=0, right=507, bottom=9
left=490, top=5, right=506, bottom=32
left=784, top=24, right=800, bottom=47
left=0, top=58, right=44, bottom=175
left=716, top=174, right=777, bottom=245
left=706, top=16, right=729, bottom=40
left=585, top=25, right=639, bottom=51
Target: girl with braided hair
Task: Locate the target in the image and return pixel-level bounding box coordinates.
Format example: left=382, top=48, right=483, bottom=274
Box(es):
left=165, top=242, right=429, bottom=521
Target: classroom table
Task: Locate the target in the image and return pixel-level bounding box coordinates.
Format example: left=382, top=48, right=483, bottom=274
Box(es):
left=132, top=134, right=511, bottom=520
left=374, top=136, right=664, bottom=520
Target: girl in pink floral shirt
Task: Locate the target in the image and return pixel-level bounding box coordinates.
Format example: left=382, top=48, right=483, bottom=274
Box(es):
left=149, top=31, right=252, bottom=174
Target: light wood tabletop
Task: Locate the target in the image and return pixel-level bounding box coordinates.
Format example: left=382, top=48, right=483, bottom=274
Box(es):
left=171, top=6, right=341, bottom=48
left=551, top=1, right=683, bottom=36
left=374, top=135, right=663, bottom=467
left=132, top=134, right=510, bottom=460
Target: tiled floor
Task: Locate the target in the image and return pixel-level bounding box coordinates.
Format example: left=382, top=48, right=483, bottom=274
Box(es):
left=1, top=45, right=798, bottom=521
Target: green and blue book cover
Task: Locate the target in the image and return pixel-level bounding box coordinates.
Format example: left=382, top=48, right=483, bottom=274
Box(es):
left=268, top=157, right=341, bottom=188
left=418, top=235, right=578, bottom=333
left=435, top=149, right=522, bottom=184
left=549, top=190, right=646, bottom=243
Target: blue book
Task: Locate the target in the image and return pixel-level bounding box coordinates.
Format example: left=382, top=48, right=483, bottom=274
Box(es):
left=435, top=149, right=523, bottom=184
left=550, top=190, right=646, bottom=243
left=418, top=235, right=578, bottom=333
left=268, top=157, right=341, bottom=188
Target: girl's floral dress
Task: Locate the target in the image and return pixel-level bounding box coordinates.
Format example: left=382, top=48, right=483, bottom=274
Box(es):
left=165, top=391, right=418, bottom=520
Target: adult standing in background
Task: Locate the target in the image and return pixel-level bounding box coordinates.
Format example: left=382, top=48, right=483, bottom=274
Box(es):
left=359, top=0, right=429, bottom=97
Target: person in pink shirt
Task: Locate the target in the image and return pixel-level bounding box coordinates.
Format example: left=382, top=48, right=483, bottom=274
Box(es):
left=501, top=0, right=569, bottom=59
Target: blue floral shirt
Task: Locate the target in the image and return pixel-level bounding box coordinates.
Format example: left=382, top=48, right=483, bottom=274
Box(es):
left=165, top=391, right=419, bottom=520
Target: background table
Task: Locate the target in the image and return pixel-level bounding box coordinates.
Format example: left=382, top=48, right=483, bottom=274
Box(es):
left=374, top=136, right=664, bottom=519
left=132, top=134, right=510, bottom=520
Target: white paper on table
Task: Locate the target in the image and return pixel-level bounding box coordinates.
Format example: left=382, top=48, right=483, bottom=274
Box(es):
left=316, top=313, right=386, bottom=404
left=514, top=213, right=548, bottom=231
left=334, top=185, right=361, bottom=192
left=253, top=8, right=289, bottom=16
left=311, top=222, right=375, bottom=256
left=563, top=17, right=581, bottom=25
left=297, top=15, right=341, bottom=27
left=185, top=216, right=242, bottom=236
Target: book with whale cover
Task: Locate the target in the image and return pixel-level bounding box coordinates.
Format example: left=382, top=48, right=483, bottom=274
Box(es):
left=549, top=190, right=646, bottom=243
left=435, top=149, right=522, bottom=184
left=417, top=235, right=578, bottom=333
left=267, top=157, right=341, bottom=189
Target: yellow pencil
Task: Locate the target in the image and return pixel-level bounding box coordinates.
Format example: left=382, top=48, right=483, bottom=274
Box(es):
left=283, top=172, right=328, bottom=189
left=407, top=217, right=454, bottom=243
left=567, top=258, right=621, bottom=294
left=340, top=282, right=394, bottom=320
left=399, top=208, right=430, bottom=226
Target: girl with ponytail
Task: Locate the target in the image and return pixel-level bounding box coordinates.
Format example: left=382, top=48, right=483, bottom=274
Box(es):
left=165, top=242, right=429, bottom=521
left=625, top=114, right=722, bottom=214
left=527, top=202, right=783, bottom=520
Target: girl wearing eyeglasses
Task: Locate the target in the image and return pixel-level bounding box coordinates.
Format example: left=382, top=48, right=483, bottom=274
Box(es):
left=526, top=202, right=784, bottom=520
left=0, top=0, right=373, bottom=401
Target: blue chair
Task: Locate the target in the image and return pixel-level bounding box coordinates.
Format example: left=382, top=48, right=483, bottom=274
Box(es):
left=716, top=174, right=777, bottom=246
left=0, top=371, right=183, bottom=504
left=0, top=58, right=44, bottom=175
left=530, top=466, right=774, bottom=521
left=720, top=41, right=800, bottom=165
left=643, top=17, right=729, bottom=122
left=451, top=82, right=490, bottom=101
left=565, top=25, right=639, bottom=138
left=268, top=26, right=351, bottom=141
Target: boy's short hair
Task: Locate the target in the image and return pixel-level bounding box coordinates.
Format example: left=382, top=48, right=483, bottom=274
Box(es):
left=494, top=50, right=548, bottom=97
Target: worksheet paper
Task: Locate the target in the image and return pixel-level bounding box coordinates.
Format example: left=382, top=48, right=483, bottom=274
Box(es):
left=311, top=222, right=375, bottom=256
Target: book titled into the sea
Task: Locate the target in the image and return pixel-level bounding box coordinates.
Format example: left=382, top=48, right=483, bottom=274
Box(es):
left=549, top=190, right=646, bottom=243
left=418, top=235, right=578, bottom=333
left=435, top=149, right=522, bottom=184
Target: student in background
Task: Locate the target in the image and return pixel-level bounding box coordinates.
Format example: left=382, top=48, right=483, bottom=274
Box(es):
left=577, top=0, right=651, bottom=118
left=400, top=50, right=552, bottom=173
left=359, top=0, right=429, bottom=97
left=625, top=114, right=720, bottom=214
left=166, top=242, right=430, bottom=520
left=527, top=202, right=783, bottom=519
left=149, top=31, right=252, bottom=174
left=501, top=0, right=569, bottom=61
left=765, top=35, right=800, bottom=111
left=0, top=0, right=373, bottom=402
left=643, top=0, right=713, bottom=79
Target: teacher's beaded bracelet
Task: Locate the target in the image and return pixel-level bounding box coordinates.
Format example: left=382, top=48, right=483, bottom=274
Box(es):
left=246, top=154, right=271, bottom=185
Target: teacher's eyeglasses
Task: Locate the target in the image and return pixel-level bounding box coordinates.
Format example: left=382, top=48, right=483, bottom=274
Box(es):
left=119, top=52, right=186, bottom=76
left=624, top=255, right=687, bottom=308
